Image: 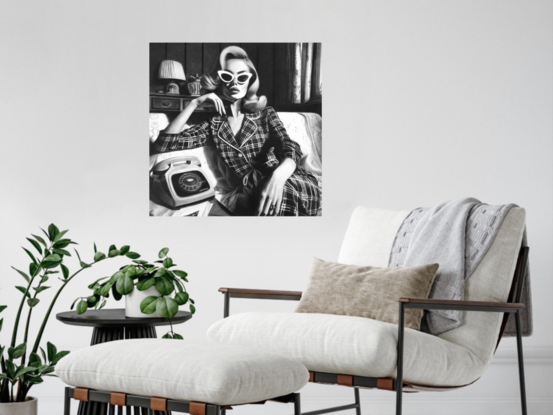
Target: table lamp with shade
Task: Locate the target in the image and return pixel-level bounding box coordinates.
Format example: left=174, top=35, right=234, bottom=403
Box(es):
left=158, top=60, right=186, bottom=94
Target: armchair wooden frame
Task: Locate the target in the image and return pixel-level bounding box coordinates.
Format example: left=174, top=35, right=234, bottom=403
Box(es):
left=218, top=247, right=529, bottom=415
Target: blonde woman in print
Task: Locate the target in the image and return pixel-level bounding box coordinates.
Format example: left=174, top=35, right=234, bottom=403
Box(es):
left=154, top=46, right=321, bottom=216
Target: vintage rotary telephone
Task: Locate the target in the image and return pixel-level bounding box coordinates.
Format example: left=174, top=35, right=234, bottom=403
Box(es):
left=150, top=156, right=216, bottom=209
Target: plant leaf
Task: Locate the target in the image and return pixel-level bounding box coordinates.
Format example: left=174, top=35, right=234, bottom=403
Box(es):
left=174, top=292, right=189, bottom=306
left=98, top=299, right=107, bottom=309
left=46, top=342, right=57, bottom=363
left=116, top=274, right=134, bottom=295
left=94, top=252, right=106, bottom=262
left=33, top=286, right=50, bottom=294
left=136, top=277, right=155, bottom=291
left=76, top=300, right=88, bottom=315
left=155, top=276, right=174, bottom=296
left=119, top=245, right=130, bottom=255
left=154, top=268, right=166, bottom=278
left=140, top=296, right=159, bottom=314
left=108, top=249, right=120, bottom=258
left=173, top=270, right=188, bottom=279
left=125, top=252, right=140, bottom=259
left=29, top=262, right=40, bottom=277
left=27, top=298, right=40, bottom=307
left=61, top=264, right=69, bottom=280
left=99, top=283, right=113, bottom=297
left=0, top=305, right=6, bottom=313
left=163, top=257, right=173, bottom=268
left=42, top=254, right=62, bottom=269
left=156, top=297, right=178, bottom=318
left=54, top=229, right=69, bottom=242
left=31, top=234, right=47, bottom=248
left=93, top=243, right=97, bottom=253
left=86, top=295, right=99, bottom=307
left=40, top=347, right=47, bottom=363
left=15, top=366, right=37, bottom=379
left=173, top=333, right=183, bottom=340
left=53, top=248, right=71, bottom=257
left=26, top=237, right=42, bottom=254
left=162, top=332, right=172, bottom=339
left=16, top=286, right=31, bottom=298
left=111, top=285, right=122, bottom=301
left=70, top=298, right=79, bottom=310
left=52, top=351, right=70, bottom=364
left=29, top=353, right=42, bottom=367
left=11, top=267, right=30, bottom=283
left=53, top=239, right=72, bottom=249
left=12, top=343, right=26, bottom=359
left=47, top=224, right=60, bottom=241
left=190, top=304, right=196, bottom=314
left=108, top=244, right=117, bottom=252
left=0, top=318, right=3, bottom=332
left=158, top=248, right=169, bottom=259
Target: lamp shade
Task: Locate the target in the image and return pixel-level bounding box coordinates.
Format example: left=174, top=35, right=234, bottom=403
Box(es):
left=158, top=60, right=186, bottom=81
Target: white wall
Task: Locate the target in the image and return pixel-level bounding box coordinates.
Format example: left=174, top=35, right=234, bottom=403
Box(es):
left=0, top=1, right=551, bottom=414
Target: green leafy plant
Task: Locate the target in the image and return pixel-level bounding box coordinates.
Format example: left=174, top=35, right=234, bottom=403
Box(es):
left=72, top=247, right=195, bottom=340
left=0, top=224, right=127, bottom=403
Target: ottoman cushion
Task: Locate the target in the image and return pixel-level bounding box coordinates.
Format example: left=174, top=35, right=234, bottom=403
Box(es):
left=56, top=339, right=309, bottom=405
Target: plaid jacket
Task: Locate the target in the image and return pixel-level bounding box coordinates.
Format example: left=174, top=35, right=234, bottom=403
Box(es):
left=154, top=106, right=303, bottom=179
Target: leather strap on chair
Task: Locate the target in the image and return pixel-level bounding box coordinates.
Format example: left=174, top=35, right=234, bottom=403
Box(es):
left=309, top=371, right=314, bottom=382
left=110, top=392, right=126, bottom=406
left=150, top=397, right=167, bottom=411
left=189, top=401, right=207, bottom=415
left=377, top=378, right=394, bottom=391
left=337, top=375, right=353, bottom=387
left=73, top=388, right=89, bottom=402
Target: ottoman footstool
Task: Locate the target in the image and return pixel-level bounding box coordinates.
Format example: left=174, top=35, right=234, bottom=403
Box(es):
left=56, top=339, right=309, bottom=415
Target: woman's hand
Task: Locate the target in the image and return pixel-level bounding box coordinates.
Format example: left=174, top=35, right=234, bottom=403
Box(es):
left=256, top=159, right=297, bottom=216
left=193, top=93, right=226, bottom=116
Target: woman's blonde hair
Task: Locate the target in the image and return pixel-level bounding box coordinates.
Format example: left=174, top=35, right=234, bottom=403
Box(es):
left=201, top=46, right=267, bottom=113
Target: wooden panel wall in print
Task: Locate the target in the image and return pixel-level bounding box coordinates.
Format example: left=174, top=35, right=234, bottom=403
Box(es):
left=150, top=43, right=321, bottom=113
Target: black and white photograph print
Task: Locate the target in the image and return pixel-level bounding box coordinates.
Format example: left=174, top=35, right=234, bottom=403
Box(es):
left=149, top=43, right=322, bottom=217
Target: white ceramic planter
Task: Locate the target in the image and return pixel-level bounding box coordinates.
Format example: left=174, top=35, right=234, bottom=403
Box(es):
left=0, top=396, right=37, bottom=415
left=125, top=286, right=161, bottom=318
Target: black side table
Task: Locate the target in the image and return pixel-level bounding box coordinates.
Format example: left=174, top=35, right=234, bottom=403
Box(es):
left=57, top=308, right=192, bottom=415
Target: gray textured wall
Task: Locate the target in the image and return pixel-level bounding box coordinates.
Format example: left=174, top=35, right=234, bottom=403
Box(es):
left=0, top=0, right=551, bottom=413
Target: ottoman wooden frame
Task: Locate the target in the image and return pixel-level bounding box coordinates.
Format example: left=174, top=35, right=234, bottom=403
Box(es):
left=63, top=386, right=301, bottom=415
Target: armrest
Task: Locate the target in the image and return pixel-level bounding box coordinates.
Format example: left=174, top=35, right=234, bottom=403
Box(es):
left=399, top=297, right=524, bottom=313
left=218, top=287, right=302, bottom=301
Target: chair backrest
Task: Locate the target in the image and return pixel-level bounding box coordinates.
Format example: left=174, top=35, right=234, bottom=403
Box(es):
left=338, top=206, right=526, bottom=368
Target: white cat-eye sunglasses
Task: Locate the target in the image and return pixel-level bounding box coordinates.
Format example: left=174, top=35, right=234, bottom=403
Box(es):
left=217, top=70, right=253, bottom=85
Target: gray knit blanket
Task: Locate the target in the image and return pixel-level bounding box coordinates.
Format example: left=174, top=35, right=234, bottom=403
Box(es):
left=389, top=198, right=532, bottom=336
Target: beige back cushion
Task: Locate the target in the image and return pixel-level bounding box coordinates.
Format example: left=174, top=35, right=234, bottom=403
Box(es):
left=338, top=206, right=525, bottom=367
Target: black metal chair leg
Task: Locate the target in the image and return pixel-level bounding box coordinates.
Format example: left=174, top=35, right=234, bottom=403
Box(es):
left=354, top=388, right=361, bottom=415
left=396, top=302, right=405, bottom=415
left=515, top=310, right=528, bottom=415
left=64, top=387, right=72, bottom=415
left=294, top=393, right=301, bottom=415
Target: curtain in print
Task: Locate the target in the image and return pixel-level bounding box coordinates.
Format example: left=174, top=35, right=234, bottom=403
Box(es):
left=288, top=43, right=322, bottom=104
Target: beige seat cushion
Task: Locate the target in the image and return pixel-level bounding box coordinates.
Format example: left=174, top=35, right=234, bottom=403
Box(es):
left=56, top=339, right=309, bottom=405
left=207, top=311, right=483, bottom=387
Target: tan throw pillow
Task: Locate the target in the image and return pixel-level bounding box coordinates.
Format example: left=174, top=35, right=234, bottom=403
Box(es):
left=295, top=258, right=439, bottom=331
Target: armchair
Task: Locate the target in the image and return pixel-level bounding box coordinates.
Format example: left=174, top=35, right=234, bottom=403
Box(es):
left=208, top=206, right=529, bottom=415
